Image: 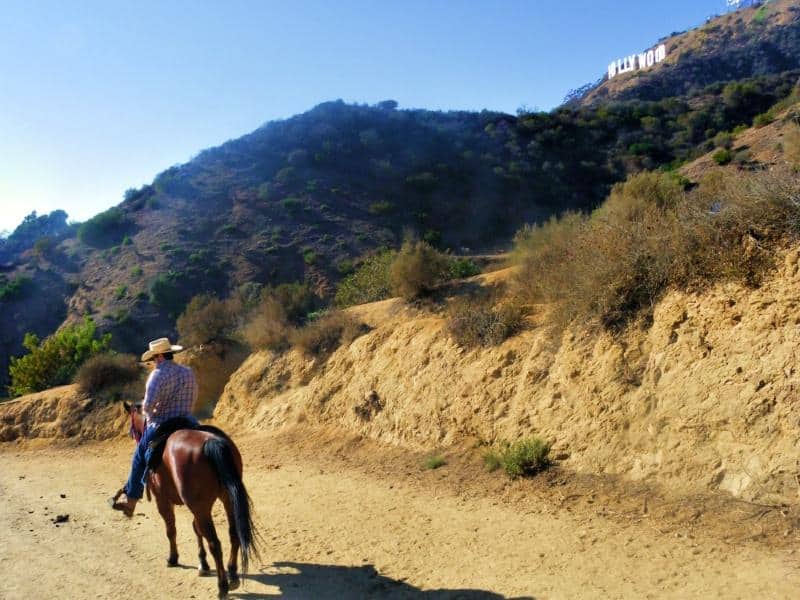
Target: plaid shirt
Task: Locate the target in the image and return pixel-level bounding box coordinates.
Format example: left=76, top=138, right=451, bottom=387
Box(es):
left=142, top=360, right=198, bottom=428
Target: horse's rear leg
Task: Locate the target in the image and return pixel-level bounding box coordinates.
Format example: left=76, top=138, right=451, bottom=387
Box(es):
left=156, top=497, right=179, bottom=567
left=222, top=494, right=241, bottom=590
left=198, top=515, right=228, bottom=599
left=193, top=518, right=211, bottom=575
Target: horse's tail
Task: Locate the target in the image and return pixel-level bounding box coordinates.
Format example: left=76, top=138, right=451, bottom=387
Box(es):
left=203, top=437, right=259, bottom=575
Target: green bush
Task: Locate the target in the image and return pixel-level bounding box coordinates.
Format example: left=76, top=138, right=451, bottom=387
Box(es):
left=422, top=455, right=446, bottom=470
left=302, top=247, right=317, bottom=265
left=753, top=112, right=774, bottom=128
left=0, top=275, right=32, bottom=302
left=77, top=207, right=130, bottom=248
left=74, top=353, right=141, bottom=395
left=712, top=149, right=733, bottom=165
left=448, top=257, right=481, bottom=279
left=713, top=131, right=733, bottom=149
left=484, top=437, right=552, bottom=479
left=389, top=240, right=450, bottom=300
left=8, top=317, right=111, bottom=397
left=149, top=271, right=187, bottom=318
left=334, top=250, right=396, bottom=307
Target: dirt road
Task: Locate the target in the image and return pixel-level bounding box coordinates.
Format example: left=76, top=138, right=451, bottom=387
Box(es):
left=1, top=432, right=798, bottom=599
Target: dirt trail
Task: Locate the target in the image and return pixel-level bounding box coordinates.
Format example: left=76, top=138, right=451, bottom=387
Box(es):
left=1, top=433, right=798, bottom=600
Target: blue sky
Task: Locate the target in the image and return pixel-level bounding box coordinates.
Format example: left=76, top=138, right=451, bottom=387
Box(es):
left=0, top=0, right=731, bottom=233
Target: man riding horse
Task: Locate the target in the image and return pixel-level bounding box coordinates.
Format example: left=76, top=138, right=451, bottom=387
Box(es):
left=112, top=337, right=199, bottom=517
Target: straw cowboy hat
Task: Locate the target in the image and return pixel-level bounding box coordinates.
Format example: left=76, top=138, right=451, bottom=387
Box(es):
left=141, top=337, right=184, bottom=362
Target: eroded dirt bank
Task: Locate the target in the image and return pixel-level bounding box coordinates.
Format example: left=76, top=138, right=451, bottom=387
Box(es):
left=216, top=255, right=800, bottom=506
left=1, top=430, right=798, bottom=600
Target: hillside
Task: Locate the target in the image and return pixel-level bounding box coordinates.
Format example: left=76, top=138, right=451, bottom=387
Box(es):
left=4, top=1, right=800, bottom=394
left=572, top=0, right=800, bottom=106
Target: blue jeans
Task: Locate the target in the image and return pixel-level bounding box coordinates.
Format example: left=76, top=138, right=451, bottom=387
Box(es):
left=125, top=417, right=199, bottom=499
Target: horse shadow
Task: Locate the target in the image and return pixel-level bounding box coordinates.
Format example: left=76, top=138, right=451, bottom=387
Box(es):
left=231, top=561, right=536, bottom=599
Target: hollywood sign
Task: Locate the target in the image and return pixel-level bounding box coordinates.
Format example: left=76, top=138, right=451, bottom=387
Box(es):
left=607, top=44, right=667, bottom=79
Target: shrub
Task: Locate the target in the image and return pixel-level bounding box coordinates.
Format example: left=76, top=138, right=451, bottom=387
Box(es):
left=334, top=250, right=396, bottom=307
left=713, top=131, right=733, bottom=149
left=512, top=169, right=800, bottom=330
left=8, top=317, right=111, bottom=397
left=368, top=201, right=394, bottom=215
left=302, top=248, right=316, bottom=265
left=446, top=292, right=527, bottom=347
left=422, top=455, right=446, bottom=470
left=290, top=310, right=368, bottom=356
left=753, top=112, right=774, bottom=128
left=712, top=149, right=733, bottom=165
left=74, top=353, right=141, bottom=395
left=484, top=437, right=552, bottom=479
left=77, top=207, right=130, bottom=248
left=33, top=236, right=54, bottom=257
left=239, top=283, right=320, bottom=351
left=0, top=275, right=32, bottom=302
left=267, top=282, right=318, bottom=324
left=281, top=197, right=302, bottom=212
left=389, top=240, right=450, bottom=300
left=149, top=271, right=187, bottom=318
left=241, top=300, right=291, bottom=351
left=177, top=294, right=238, bottom=346
left=448, top=257, right=481, bottom=279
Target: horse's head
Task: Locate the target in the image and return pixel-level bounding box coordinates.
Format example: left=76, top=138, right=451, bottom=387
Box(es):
left=123, top=401, right=145, bottom=443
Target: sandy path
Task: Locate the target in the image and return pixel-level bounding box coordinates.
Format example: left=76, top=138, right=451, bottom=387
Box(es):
left=1, top=435, right=798, bottom=600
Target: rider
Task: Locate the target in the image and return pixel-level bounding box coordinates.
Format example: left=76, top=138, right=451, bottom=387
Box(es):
left=112, top=337, right=198, bottom=517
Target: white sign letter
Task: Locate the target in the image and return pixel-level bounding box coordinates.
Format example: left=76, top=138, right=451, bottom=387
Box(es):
left=646, top=49, right=655, bottom=67
left=655, top=44, right=667, bottom=62
left=638, top=53, right=647, bottom=69
left=608, top=62, right=617, bottom=79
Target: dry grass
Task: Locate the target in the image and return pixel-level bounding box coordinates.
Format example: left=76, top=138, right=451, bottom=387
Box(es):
left=512, top=169, right=800, bottom=331
left=783, top=121, right=800, bottom=168
left=446, top=289, right=528, bottom=347
left=389, top=239, right=450, bottom=300
left=290, top=310, right=369, bottom=357
left=74, top=353, right=141, bottom=395
left=240, top=296, right=292, bottom=351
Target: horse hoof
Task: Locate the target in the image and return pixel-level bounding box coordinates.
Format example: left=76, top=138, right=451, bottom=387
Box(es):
left=228, top=577, right=240, bottom=591
left=166, top=558, right=179, bottom=568
left=198, top=568, right=211, bottom=577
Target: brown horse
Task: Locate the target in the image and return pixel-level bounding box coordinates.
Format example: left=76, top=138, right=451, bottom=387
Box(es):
left=115, top=402, right=259, bottom=599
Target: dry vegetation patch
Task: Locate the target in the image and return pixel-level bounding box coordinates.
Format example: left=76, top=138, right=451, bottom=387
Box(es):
left=513, top=169, right=800, bottom=331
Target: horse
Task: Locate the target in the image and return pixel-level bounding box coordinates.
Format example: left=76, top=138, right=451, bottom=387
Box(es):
left=114, top=402, right=259, bottom=598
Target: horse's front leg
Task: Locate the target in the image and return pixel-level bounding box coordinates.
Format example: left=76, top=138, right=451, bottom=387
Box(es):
left=156, top=494, right=179, bottom=567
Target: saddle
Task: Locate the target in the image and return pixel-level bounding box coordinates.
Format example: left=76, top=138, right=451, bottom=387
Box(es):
left=145, top=416, right=231, bottom=472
